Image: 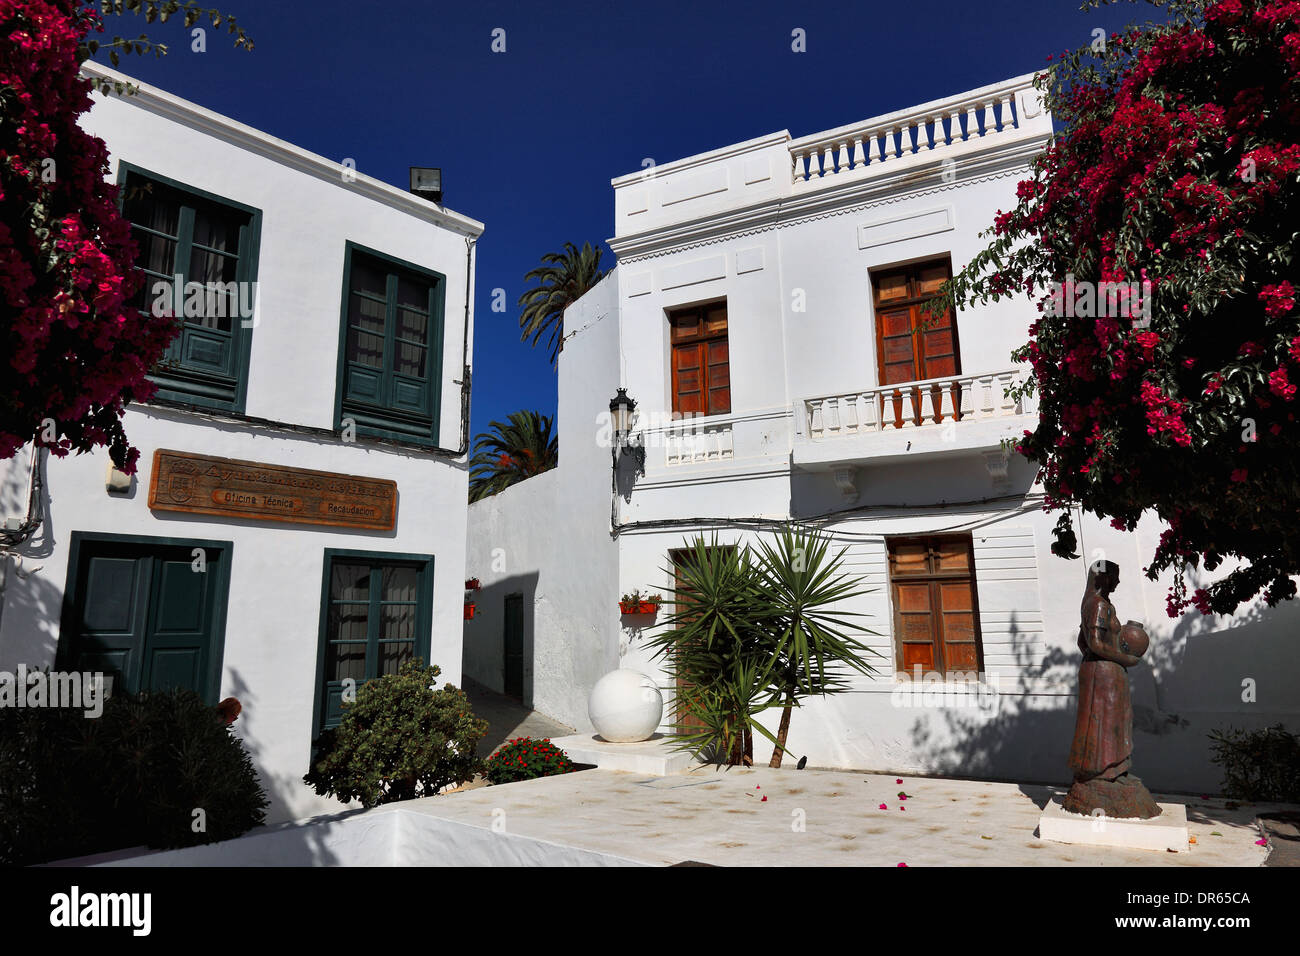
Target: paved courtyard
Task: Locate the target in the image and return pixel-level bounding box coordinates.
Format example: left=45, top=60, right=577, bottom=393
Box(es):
left=418, top=765, right=1288, bottom=866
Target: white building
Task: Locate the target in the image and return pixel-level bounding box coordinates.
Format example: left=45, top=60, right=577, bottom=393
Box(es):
left=465, top=73, right=1300, bottom=794
left=0, top=63, right=483, bottom=822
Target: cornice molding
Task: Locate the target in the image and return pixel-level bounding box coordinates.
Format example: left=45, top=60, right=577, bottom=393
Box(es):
left=81, top=62, right=485, bottom=238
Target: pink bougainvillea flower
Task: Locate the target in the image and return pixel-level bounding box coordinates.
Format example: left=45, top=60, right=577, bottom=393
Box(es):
left=878, top=803, right=888, bottom=810
left=1269, top=367, right=1297, bottom=401
left=760, top=795, right=767, bottom=802
left=1259, top=281, right=1296, bottom=318
left=897, top=862, right=908, bottom=867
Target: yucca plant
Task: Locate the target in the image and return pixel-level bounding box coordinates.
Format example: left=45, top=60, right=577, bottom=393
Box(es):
left=517, top=241, right=609, bottom=365
left=750, top=528, right=880, bottom=766
left=647, top=527, right=879, bottom=767
left=468, top=410, right=558, bottom=502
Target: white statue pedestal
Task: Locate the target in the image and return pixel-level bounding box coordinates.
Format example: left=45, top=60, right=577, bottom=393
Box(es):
left=1038, top=800, right=1190, bottom=852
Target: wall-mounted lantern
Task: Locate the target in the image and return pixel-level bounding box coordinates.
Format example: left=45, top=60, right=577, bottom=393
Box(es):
left=609, top=387, right=637, bottom=452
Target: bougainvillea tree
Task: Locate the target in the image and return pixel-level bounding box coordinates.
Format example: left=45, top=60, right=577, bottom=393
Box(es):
left=0, top=1, right=249, bottom=472
left=940, top=0, right=1300, bottom=616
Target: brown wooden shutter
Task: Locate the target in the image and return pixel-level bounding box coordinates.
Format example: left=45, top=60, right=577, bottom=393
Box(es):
left=672, top=342, right=706, bottom=415
left=670, top=302, right=730, bottom=416
left=888, top=535, right=983, bottom=676
left=872, top=257, right=960, bottom=386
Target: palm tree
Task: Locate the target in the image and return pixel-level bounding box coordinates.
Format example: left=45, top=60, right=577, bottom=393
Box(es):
left=468, top=411, right=559, bottom=502
left=517, top=242, right=608, bottom=365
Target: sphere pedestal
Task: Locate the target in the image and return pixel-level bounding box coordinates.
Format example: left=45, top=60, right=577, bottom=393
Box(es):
left=588, top=669, right=663, bottom=742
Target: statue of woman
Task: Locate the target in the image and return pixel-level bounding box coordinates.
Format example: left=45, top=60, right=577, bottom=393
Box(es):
left=1064, top=560, right=1161, bottom=818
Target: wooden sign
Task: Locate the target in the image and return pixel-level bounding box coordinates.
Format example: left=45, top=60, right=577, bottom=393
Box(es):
left=147, top=449, right=397, bottom=531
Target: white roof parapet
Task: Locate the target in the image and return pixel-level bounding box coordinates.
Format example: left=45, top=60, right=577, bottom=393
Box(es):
left=788, top=72, right=1050, bottom=187
left=81, top=61, right=485, bottom=238
left=788, top=72, right=1046, bottom=155
left=610, top=130, right=791, bottom=189
left=606, top=73, right=1050, bottom=244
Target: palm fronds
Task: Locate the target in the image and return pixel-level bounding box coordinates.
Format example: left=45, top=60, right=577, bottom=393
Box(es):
left=517, top=241, right=608, bottom=366
left=468, top=410, right=558, bottom=502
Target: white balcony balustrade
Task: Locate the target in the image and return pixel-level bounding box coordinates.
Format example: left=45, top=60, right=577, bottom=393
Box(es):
left=664, top=419, right=733, bottom=466
left=803, top=369, right=1032, bottom=441
left=788, top=75, right=1041, bottom=186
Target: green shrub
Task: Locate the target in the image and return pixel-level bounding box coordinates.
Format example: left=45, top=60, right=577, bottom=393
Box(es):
left=1208, top=724, right=1300, bottom=802
left=0, top=687, right=269, bottom=865
left=304, top=661, right=487, bottom=808
left=484, top=737, right=575, bottom=785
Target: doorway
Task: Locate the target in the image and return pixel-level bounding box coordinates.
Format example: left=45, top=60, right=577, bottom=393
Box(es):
left=57, top=533, right=232, bottom=702
left=503, top=593, right=524, bottom=700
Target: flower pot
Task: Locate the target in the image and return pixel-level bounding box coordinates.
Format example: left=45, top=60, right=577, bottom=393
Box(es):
left=636, top=601, right=657, bottom=615
left=464, top=603, right=476, bottom=620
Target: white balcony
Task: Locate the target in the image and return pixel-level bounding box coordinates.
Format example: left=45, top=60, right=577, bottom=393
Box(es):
left=793, top=369, right=1036, bottom=471
left=663, top=417, right=734, bottom=467
left=634, top=407, right=792, bottom=473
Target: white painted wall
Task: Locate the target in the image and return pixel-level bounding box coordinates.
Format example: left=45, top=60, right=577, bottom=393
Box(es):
left=0, top=65, right=483, bottom=823
left=462, top=272, right=621, bottom=731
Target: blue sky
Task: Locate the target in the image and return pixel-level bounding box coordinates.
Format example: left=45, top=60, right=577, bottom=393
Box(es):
left=96, top=0, right=1136, bottom=446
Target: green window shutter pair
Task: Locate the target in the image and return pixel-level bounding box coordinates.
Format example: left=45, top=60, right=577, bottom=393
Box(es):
left=120, top=164, right=260, bottom=413
left=315, top=551, right=434, bottom=734
left=121, top=168, right=448, bottom=447
left=57, top=534, right=233, bottom=704
left=341, top=250, right=438, bottom=436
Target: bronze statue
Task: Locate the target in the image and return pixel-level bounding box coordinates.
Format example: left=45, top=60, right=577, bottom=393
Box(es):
left=1063, top=560, right=1162, bottom=819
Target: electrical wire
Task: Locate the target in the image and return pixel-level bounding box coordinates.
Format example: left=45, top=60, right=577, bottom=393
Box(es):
left=611, top=489, right=1049, bottom=540
left=0, top=444, right=45, bottom=551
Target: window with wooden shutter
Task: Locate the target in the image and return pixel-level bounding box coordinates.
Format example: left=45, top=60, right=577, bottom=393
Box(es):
left=887, top=535, right=983, bottom=676
left=120, top=164, right=261, bottom=413
left=336, top=242, right=446, bottom=445
left=314, top=550, right=434, bottom=734
left=872, top=257, right=962, bottom=427
left=669, top=302, right=730, bottom=417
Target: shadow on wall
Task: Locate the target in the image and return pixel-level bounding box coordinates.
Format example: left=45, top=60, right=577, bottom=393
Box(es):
left=614, top=446, right=643, bottom=502
left=220, top=665, right=344, bottom=848
left=0, top=453, right=63, bottom=668
left=461, top=572, right=539, bottom=703
left=906, top=587, right=1300, bottom=795
left=787, top=451, right=1039, bottom=521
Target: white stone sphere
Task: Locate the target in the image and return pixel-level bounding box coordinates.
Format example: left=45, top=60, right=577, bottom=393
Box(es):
left=589, top=669, right=663, bottom=742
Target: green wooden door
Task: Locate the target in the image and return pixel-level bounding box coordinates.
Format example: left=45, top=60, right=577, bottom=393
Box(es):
left=61, top=538, right=228, bottom=700
left=503, top=593, right=524, bottom=699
